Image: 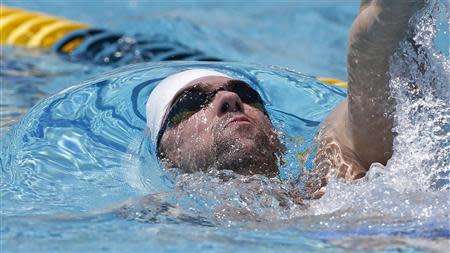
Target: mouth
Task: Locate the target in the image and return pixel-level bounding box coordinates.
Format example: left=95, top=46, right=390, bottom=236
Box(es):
left=224, top=115, right=252, bottom=128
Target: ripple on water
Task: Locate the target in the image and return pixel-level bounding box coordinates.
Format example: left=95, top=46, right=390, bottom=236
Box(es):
left=1, top=8, right=449, bottom=247
left=1, top=62, right=342, bottom=218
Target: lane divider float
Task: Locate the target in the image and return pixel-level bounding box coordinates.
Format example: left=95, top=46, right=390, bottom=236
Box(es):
left=1, top=5, right=348, bottom=88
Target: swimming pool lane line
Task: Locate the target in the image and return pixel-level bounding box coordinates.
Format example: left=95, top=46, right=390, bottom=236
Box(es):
left=317, top=77, right=348, bottom=88
left=1, top=5, right=88, bottom=50
left=0, top=5, right=348, bottom=88
left=0, top=5, right=222, bottom=63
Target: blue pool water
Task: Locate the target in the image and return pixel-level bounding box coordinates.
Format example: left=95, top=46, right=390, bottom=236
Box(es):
left=1, top=1, right=449, bottom=253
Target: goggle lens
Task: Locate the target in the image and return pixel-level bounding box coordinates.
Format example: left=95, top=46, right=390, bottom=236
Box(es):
left=165, top=80, right=265, bottom=128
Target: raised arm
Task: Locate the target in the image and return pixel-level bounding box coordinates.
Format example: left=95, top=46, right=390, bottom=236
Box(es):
left=346, top=0, right=425, bottom=168
left=311, top=0, right=426, bottom=193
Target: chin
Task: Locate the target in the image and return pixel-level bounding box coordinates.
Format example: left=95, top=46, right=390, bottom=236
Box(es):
left=213, top=132, right=279, bottom=176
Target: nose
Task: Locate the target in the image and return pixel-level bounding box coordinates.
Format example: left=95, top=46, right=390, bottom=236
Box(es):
left=212, top=91, right=244, bottom=116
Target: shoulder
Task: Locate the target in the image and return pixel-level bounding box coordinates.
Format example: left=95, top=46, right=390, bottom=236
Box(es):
left=305, top=99, right=368, bottom=198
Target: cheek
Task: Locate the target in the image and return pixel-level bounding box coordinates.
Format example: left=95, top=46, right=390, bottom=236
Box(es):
left=246, top=106, right=273, bottom=129
left=184, top=111, right=210, bottom=133
left=246, top=106, right=281, bottom=146
left=179, top=111, right=214, bottom=144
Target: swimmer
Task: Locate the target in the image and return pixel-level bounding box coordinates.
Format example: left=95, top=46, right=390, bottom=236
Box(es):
left=146, top=0, right=426, bottom=198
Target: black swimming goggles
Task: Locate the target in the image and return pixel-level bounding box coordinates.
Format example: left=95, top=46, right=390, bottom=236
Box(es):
left=159, top=80, right=267, bottom=137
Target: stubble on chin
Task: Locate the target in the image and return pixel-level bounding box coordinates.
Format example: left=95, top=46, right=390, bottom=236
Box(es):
left=211, top=123, right=280, bottom=176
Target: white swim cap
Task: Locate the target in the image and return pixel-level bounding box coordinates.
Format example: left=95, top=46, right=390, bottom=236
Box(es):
left=146, top=69, right=231, bottom=152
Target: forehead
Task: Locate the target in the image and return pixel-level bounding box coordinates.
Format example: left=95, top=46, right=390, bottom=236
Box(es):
left=185, top=76, right=233, bottom=91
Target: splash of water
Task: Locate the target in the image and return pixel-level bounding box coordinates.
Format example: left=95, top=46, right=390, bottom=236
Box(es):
left=158, top=169, right=307, bottom=225
left=387, top=0, right=450, bottom=191
left=308, top=0, right=450, bottom=222
left=139, top=2, right=449, bottom=226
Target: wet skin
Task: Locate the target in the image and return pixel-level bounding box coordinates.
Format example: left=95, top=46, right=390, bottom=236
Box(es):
left=304, top=0, right=426, bottom=197
left=159, top=0, right=426, bottom=198
left=159, top=76, right=284, bottom=176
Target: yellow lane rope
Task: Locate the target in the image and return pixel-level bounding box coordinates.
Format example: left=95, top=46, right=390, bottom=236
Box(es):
left=317, top=77, right=348, bottom=88
left=0, top=5, right=20, bottom=17
left=1, top=12, right=40, bottom=43
left=1, top=5, right=349, bottom=89
left=1, top=5, right=88, bottom=50
left=27, top=21, right=87, bottom=48
left=7, top=16, right=58, bottom=45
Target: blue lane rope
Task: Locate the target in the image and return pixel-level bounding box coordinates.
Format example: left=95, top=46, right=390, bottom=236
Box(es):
left=52, top=28, right=105, bottom=54
left=52, top=27, right=224, bottom=66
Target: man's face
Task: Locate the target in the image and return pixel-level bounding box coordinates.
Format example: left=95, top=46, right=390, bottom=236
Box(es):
left=159, top=76, right=283, bottom=176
